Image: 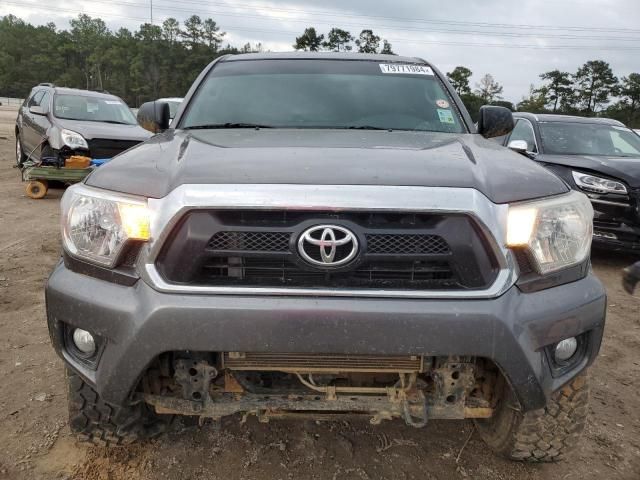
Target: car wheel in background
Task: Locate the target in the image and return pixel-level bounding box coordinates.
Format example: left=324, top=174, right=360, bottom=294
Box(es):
left=16, top=134, right=26, bottom=167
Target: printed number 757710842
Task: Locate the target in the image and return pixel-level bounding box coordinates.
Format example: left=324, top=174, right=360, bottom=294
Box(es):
left=379, top=64, right=434, bottom=75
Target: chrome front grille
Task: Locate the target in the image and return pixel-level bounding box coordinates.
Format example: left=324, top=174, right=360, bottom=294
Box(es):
left=143, top=184, right=513, bottom=299
left=156, top=209, right=498, bottom=290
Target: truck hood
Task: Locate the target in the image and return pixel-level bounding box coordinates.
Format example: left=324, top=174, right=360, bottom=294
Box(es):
left=54, top=118, right=152, bottom=142
left=86, top=129, right=568, bottom=203
left=536, top=153, right=640, bottom=188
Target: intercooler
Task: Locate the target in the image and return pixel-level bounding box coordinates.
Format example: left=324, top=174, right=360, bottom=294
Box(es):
left=222, top=352, right=424, bottom=373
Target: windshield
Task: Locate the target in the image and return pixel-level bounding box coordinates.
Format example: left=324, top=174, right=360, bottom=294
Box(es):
left=539, top=122, right=640, bottom=157
left=180, top=60, right=465, bottom=133
left=53, top=94, right=137, bottom=125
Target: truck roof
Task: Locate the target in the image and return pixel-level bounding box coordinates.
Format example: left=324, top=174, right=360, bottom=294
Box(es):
left=514, top=112, right=624, bottom=126
left=49, top=86, right=121, bottom=100
left=221, top=51, right=427, bottom=65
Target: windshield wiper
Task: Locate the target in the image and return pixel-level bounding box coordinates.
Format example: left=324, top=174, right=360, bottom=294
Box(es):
left=341, top=125, right=392, bottom=131
left=183, top=123, right=274, bottom=130
left=101, top=120, right=134, bottom=125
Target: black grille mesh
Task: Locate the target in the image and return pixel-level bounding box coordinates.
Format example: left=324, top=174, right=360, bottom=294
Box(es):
left=208, top=231, right=291, bottom=252
left=207, top=231, right=450, bottom=255
left=366, top=234, right=450, bottom=255
left=200, top=257, right=459, bottom=289
left=87, top=139, right=142, bottom=158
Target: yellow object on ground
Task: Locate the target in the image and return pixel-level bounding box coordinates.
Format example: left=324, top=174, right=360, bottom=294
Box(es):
left=25, top=180, right=48, bottom=199
left=65, top=155, right=91, bottom=168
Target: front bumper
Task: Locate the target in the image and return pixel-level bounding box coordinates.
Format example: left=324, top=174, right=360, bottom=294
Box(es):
left=590, top=192, right=640, bottom=253
left=592, top=221, right=640, bottom=253
left=46, top=261, right=606, bottom=412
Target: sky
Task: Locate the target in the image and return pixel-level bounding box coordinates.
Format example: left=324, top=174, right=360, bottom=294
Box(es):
left=1, top=0, right=639, bottom=102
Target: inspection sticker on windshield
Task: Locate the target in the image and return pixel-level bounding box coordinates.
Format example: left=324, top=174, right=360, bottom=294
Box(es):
left=105, top=100, right=122, bottom=105
left=437, top=109, right=455, bottom=124
left=379, top=64, right=433, bottom=75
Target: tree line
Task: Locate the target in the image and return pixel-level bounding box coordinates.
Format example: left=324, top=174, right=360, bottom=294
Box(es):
left=293, top=27, right=394, bottom=54
left=0, top=14, right=261, bottom=106
left=0, top=15, right=395, bottom=105
left=447, top=61, right=640, bottom=127
left=1, top=14, right=639, bottom=127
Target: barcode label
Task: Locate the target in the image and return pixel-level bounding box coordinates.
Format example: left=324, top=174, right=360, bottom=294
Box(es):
left=379, top=64, right=434, bottom=75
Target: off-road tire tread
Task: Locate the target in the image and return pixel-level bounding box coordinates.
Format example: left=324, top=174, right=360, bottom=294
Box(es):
left=66, top=368, right=148, bottom=447
left=475, top=373, right=589, bottom=462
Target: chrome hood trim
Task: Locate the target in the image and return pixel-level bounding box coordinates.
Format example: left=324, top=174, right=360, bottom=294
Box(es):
left=140, top=184, right=516, bottom=299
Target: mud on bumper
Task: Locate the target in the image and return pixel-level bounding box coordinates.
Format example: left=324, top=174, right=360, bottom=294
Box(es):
left=46, top=261, right=606, bottom=417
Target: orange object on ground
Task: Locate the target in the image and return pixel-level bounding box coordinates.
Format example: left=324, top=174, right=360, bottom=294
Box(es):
left=65, top=155, right=91, bottom=168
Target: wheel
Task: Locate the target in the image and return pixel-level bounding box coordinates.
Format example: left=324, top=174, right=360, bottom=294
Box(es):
left=66, top=368, right=168, bottom=447
left=15, top=134, right=26, bottom=167
left=25, top=180, right=48, bottom=199
left=474, top=372, right=589, bottom=462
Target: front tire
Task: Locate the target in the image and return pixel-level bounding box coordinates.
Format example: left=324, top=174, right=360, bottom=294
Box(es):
left=474, top=372, right=589, bottom=462
left=15, top=134, right=26, bottom=167
left=66, top=368, right=167, bottom=447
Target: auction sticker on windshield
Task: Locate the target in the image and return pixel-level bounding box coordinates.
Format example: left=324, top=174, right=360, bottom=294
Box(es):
left=379, top=64, right=434, bottom=75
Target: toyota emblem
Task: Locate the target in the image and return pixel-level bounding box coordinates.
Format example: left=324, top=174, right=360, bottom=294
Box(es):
left=297, top=225, right=359, bottom=267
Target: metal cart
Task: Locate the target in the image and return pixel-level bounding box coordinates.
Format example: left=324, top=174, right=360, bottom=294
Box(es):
left=22, top=166, right=92, bottom=199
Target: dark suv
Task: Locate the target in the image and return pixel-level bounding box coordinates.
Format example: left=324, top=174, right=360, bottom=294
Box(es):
left=46, top=53, right=605, bottom=461
left=505, top=113, right=640, bottom=252
left=15, top=84, right=151, bottom=166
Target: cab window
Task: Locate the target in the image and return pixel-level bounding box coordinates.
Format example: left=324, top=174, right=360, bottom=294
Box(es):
left=38, top=91, right=51, bottom=112
left=28, top=90, right=44, bottom=108
left=508, top=119, right=538, bottom=153
left=611, top=130, right=639, bottom=155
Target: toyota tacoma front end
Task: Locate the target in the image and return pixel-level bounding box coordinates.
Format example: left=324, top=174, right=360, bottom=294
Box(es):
left=46, top=53, right=606, bottom=461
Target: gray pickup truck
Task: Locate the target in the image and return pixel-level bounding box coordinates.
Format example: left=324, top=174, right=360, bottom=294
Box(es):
left=46, top=53, right=605, bottom=462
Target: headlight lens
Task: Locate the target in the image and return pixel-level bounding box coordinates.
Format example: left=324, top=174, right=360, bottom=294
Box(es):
left=61, top=184, right=150, bottom=267
left=60, top=128, right=89, bottom=150
left=507, top=191, right=593, bottom=274
left=572, top=171, right=626, bottom=194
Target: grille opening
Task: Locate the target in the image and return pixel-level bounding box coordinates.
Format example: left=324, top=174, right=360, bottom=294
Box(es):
left=87, top=139, right=142, bottom=158
left=196, top=257, right=461, bottom=289
left=215, top=211, right=446, bottom=228
left=366, top=233, right=449, bottom=255
left=206, top=231, right=450, bottom=257
left=207, top=231, right=291, bottom=252
left=156, top=210, right=499, bottom=291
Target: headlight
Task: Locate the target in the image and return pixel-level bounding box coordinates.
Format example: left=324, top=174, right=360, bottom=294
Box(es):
left=60, top=128, right=89, bottom=150
left=507, top=191, right=593, bottom=274
left=61, top=184, right=150, bottom=267
left=572, top=171, right=626, bottom=194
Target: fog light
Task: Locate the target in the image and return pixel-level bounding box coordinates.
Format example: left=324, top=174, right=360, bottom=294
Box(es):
left=72, top=328, right=96, bottom=355
left=554, top=337, right=578, bottom=362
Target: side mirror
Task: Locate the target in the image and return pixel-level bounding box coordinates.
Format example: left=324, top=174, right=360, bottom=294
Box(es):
left=137, top=101, right=170, bottom=133
left=508, top=140, right=529, bottom=154
left=477, top=106, right=514, bottom=139
left=29, top=105, right=46, bottom=116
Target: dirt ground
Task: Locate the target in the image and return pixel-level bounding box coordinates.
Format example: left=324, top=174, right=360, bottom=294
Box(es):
left=0, top=105, right=639, bottom=480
